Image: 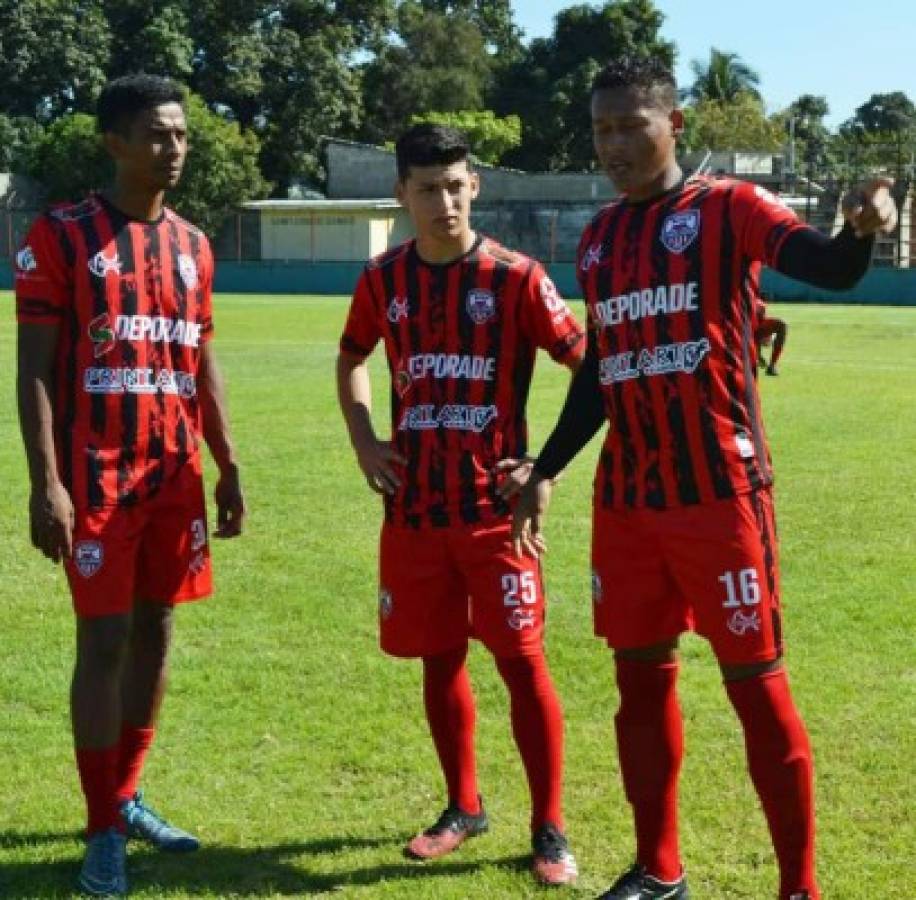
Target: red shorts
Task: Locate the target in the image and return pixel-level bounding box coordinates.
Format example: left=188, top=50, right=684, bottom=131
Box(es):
left=379, top=519, right=545, bottom=658
left=65, top=463, right=212, bottom=618
left=591, top=488, right=782, bottom=665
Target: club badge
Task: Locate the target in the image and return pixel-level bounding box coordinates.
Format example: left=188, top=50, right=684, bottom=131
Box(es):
left=660, top=210, right=701, bottom=254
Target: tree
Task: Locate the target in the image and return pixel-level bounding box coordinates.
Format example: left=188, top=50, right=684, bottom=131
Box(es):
left=681, top=94, right=784, bottom=153
left=784, top=95, right=831, bottom=179
left=849, top=91, right=916, bottom=134
left=686, top=48, right=760, bottom=103
left=104, top=2, right=195, bottom=81
left=0, top=115, right=44, bottom=172
left=491, top=0, right=674, bottom=171
left=418, top=0, right=522, bottom=57
left=410, top=110, right=521, bottom=164
left=25, top=114, right=111, bottom=201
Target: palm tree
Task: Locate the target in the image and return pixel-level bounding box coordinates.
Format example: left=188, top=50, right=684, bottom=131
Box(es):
left=686, top=48, right=761, bottom=103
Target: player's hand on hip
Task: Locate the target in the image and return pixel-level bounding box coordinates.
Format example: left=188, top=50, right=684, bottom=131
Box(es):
left=493, top=456, right=535, bottom=500
left=214, top=464, right=245, bottom=538
left=29, top=482, right=74, bottom=563
left=511, top=473, right=552, bottom=559
left=356, top=438, right=407, bottom=495
left=843, top=177, right=898, bottom=237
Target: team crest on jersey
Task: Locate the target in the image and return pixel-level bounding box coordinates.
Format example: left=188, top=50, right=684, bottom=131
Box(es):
left=178, top=254, right=198, bottom=290
left=466, top=288, right=496, bottom=324
left=580, top=242, right=603, bottom=272
left=88, top=313, right=116, bottom=358
left=727, top=609, right=761, bottom=636
left=379, top=588, right=393, bottom=620
left=15, top=246, right=37, bottom=272
left=591, top=570, right=602, bottom=604
left=660, top=210, right=701, bottom=254
left=74, top=541, right=104, bottom=578
left=50, top=198, right=102, bottom=222
left=88, top=249, right=122, bottom=278
left=387, top=296, right=409, bottom=323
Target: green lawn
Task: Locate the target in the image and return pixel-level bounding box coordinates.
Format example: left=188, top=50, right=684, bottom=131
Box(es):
left=0, top=295, right=913, bottom=898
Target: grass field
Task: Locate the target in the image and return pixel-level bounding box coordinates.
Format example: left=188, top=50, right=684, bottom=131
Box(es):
left=0, top=294, right=913, bottom=899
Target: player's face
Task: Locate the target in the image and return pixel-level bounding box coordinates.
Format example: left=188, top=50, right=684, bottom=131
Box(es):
left=591, top=87, right=682, bottom=202
left=396, top=161, right=480, bottom=247
left=107, top=102, right=188, bottom=192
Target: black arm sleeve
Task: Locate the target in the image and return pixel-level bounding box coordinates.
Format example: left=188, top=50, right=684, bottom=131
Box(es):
left=775, top=222, right=874, bottom=290
left=533, top=329, right=606, bottom=480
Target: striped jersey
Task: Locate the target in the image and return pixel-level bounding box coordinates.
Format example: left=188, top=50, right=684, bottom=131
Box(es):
left=341, top=235, right=585, bottom=528
left=578, top=176, right=806, bottom=510
left=15, top=194, right=213, bottom=510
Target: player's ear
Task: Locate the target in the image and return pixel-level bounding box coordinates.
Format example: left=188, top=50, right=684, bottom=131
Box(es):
left=670, top=108, right=685, bottom=137
left=101, top=130, right=126, bottom=162
left=469, top=170, right=480, bottom=200
left=394, top=177, right=407, bottom=207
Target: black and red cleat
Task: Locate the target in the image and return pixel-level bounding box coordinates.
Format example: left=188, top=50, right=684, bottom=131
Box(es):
left=531, top=823, right=578, bottom=886
left=404, top=798, right=489, bottom=860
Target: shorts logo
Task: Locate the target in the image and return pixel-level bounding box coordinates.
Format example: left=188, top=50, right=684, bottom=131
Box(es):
left=88, top=249, right=122, bottom=279
left=74, top=541, right=104, bottom=578
left=178, top=254, right=198, bottom=290
left=16, top=246, right=37, bottom=272
left=580, top=242, right=603, bottom=272
left=466, top=288, right=496, bottom=324
left=660, top=210, right=701, bottom=254
left=591, top=570, right=602, bottom=604
left=727, top=609, right=761, bottom=636
left=88, top=314, right=116, bottom=358
left=378, top=588, right=393, bottom=620
left=387, top=296, right=409, bottom=324
left=507, top=608, right=536, bottom=631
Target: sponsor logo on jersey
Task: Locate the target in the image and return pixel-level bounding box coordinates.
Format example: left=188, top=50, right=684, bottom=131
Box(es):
left=593, top=281, right=699, bottom=327
left=88, top=314, right=117, bottom=358
left=660, top=210, right=701, bottom=254
left=178, top=253, right=198, bottom=290
left=727, top=608, right=761, bottom=636
left=84, top=367, right=197, bottom=398
left=74, top=541, right=104, bottom=578
left=599, top=338, right=711, bottom=384
left=580, top=242, right=603, bottom=272
left=466, top=288, right=496, bottom=324
left=15, top=246, right=37, bottom=272
left=407, top=353, right=496, bottom=382
left=387, top=295, right=409, bottom=323
left=591, top=569, right=602, bottom=604
left=88, top=249, right=122, bottom=278
left=112, top=315, right=203, bottom=347
left=399, top=403, right=498, bottom=433
left=379, top=588, right=393, bottom=620
left=507, top=607, right=536, bottom=630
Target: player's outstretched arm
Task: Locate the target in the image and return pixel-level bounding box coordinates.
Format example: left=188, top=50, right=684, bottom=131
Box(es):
left=198, top=344, right=245, bottom=538
left=336, top=352, right=406, bottom=495
left=777, top=178, right=898, bottom=290
left=17, top=323, right=74, bottom=562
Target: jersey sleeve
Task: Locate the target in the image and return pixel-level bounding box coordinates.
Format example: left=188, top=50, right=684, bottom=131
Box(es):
left=199, top=237, right=215, bottom=342
left=339, top=269, right=382, bottom=358
left=520, top=263, right=586, bottom=365
left=732, top=181, right=807, bottom=266
left=14, top=215, right=72, bottom=325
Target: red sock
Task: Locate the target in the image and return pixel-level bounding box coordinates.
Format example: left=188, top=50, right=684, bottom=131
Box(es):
left=75, top=745, right=122, bottom=835
left=726, top=669, right=818, bottom=900
left=495, top=652, right=565, bottom=832
left=614, top=657, right=683, bottom=882
left=116, top=725, right=155, bottom=802
left=422, top=646, right=480, bottom=815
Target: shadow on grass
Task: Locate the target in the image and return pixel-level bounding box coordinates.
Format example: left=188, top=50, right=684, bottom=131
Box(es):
left=0, top=830, right=531, bottom=897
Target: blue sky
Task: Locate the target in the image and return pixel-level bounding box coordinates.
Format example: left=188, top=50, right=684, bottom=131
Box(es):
left=510, top=0, right=916, bottom=127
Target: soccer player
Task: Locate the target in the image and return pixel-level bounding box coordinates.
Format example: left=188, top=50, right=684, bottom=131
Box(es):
left=512, top=57, right=896, bottom=900
left=336, top=124, right=585, bottom=886
left=755, top=300, right=789, bottom=376
left=15, top=74, right=244, bottom=897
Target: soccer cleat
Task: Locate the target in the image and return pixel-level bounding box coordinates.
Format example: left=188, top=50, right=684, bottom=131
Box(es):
left=77, top=827, right=128, bottom=897
left=766, top=364, right=780, bottom=376
left=404, top=797, right=489, bottom=860
left=597, top=863, right=689, bottom=899
left=531, top=822, right=578, bottom=885
left=120, top=790, right=200, bottom=853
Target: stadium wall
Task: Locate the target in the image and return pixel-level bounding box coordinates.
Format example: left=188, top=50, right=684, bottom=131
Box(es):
left=4, top=262, right=916, bottom=305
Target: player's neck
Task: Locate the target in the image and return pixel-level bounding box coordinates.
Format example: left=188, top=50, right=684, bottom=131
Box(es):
left=624, top=163, right=684, bottom=204
left=104, top=183, right=166, bottom=223
left=414, top=229, right=478, bottom=266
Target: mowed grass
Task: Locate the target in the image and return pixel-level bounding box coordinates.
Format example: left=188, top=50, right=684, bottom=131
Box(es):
left=0, top=294, right=913, bottom=899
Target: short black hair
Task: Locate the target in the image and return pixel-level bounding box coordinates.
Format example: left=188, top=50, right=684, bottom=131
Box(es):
left=97, top=74, right=186, bottom=135
left=591, top=56, right=677, bottom=109
left=395, top=124, right=471, bottom=180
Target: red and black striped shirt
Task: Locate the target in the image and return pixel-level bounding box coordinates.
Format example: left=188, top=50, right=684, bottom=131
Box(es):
left=578, top=176, right=805, bottom=509
left=15, top=194, right=213, bottom=510
left=341, top=235, right=585, bottom=528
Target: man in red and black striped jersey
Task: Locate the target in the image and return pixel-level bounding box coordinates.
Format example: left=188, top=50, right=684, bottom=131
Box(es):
left=15, top=75, right=244, bottom=896
left=513, top=58, right=897, bottom=900
left=755, top=299, right=789, bottom=376
left=337, top=125, right=585, bottom=886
